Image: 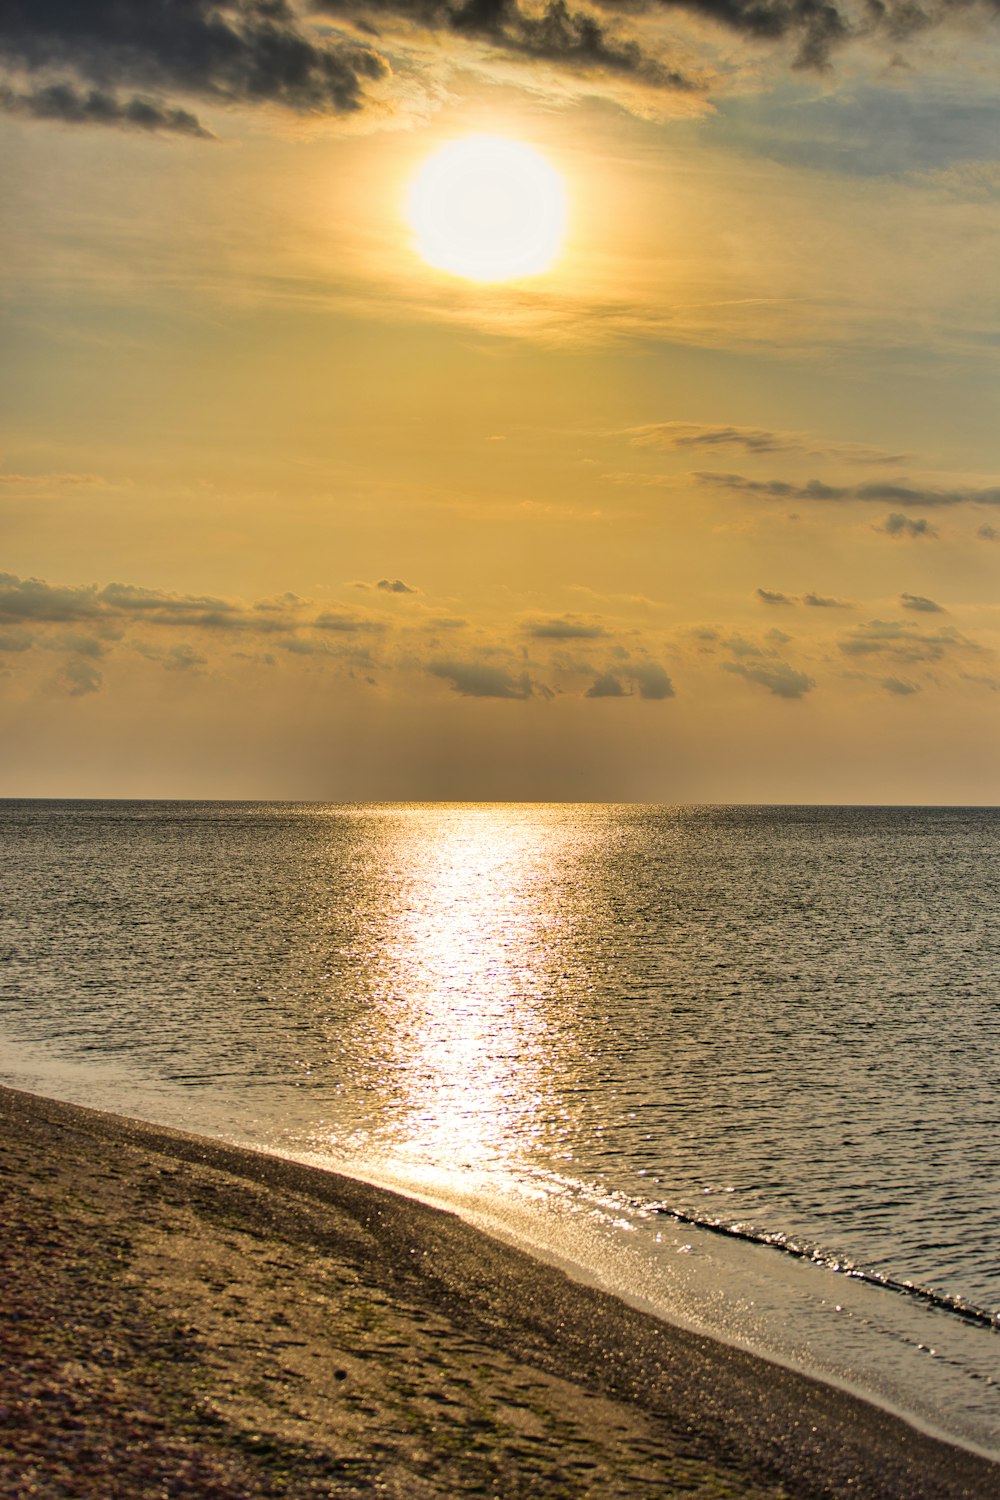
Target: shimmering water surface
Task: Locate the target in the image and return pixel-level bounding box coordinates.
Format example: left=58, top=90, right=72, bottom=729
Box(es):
left=2, top=801, right=999, bottom=1454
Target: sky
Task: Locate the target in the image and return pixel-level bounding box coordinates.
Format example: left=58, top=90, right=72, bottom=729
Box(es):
left=1, top=0, right=999, bottom=802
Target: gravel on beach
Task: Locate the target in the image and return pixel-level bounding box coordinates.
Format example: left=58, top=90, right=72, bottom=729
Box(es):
left=1, top=1084, right=997, bottom=1500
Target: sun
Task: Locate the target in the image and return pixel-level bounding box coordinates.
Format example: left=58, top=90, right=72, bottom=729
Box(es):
left=406, top=135, right=568, bottom=284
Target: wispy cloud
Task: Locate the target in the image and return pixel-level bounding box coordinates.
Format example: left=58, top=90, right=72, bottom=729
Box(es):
left=695, top=473, right=1000, bottom=508
left=524, top=615, right=607, bottom=640
left=428, top=659, right=537, bottom=699
left=723, top=660, right=814, bottom=698
left=623, top=423, right=906, bottom=464
left=876, top=514, right=937, bottom=539
left=838, top=620, right=975, bottom=663
left=900, top=593, right=944, bottom=613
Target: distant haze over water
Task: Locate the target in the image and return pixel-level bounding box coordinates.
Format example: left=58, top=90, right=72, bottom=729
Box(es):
left=2, top=801, right=999, bottom=1454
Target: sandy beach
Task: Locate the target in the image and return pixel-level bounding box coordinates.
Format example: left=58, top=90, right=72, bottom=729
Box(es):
left=1, top=1084, right=997, bottom=1499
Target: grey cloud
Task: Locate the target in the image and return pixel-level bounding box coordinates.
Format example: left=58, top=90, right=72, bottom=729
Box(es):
left=376, top=578, right=417, bottom=594
left=429, top=659, right=534, bottom=699
left=900, top=592, right=944, bottom=613
left=585, top=671, right=627, bottom=698
left=882, top=677, right=920, bottom=695
left=0, top=0, right=388, bottom=132
left=0, top=569, right=383, bottom=640
left=7, top=0, right=988, bottom=144
left=322, top=0, right=696, bottom=89
left=312, top=612, right=386, bottom=633
left=756, top=587, right=792, bottom=605
left=58, top=659, right=102, bottom=697
left=803, top=591, right=850, bottom=608
left=134, top=640, right=208, bottom=671
left=723, top=660, right=814, bottom=697
left=254, top=592, right=305, bottom=612
left=0, top=572, right=99, bottom=622
left=877, top=513, right=937, bottom=539
left=725, top=635, right=765, bottom=658
left=625, top=425, right=908, bottom=464
left=632, top=661, right=674, bottom=700
left=0, top=627, right=34, bottom=652
left=839, top=619, right=970, bottom=663
left=526, top=616, right=607, bottom=640
left=164, top=644, right=208, bottom=671
left=52, top=633, right=106, bottom=659
left=629, top=423, right=794, bottom=454
left=0, top=80, right=210, bottom=135
left=765, top=627, right=791, bottom=644
left=100, top=581, right=237, bottom=616
left=977, top=524, right=999, bottom=541
left=696, top=472, right=1000, bottom=508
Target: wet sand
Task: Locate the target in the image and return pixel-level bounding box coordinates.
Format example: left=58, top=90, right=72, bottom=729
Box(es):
left=1, top=1084, right=997, bottom=1499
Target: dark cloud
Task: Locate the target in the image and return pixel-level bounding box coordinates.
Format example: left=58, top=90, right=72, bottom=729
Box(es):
left=525, top=616, right=607, bottom=640
left=0, top=572, right=99, bottom=622
left=756, top=587, right=792, bottom=605
left=977, top=524, right=999, bottom=542
left=724, top=635, right=765, bottom=658
left=100, top=581, right=237, bottom=616
left=628, top=422, right=794, bottom=454
left=900, top=592, right=944, bottom=613
left=0, top=0, right=388, bottom=132
left=838, top=619, right=970, bottom=663
left=877, top=513, right=937, bottom=539
left=0, top=627, right=34, bottom=652
left=696, top=473, right=1000, bottom=508
left=632, top=661, right=674, bottom=699
left=322, top=0, right=695, bottom=89
left=7, top=0, right=988, bottom=139
left=135, top=641, right=208, bottom=672
left=429, top=659, right=535, bottom=698
left=57, top=659, right=102, bottom=697
left=376, top=578, right=417, bottom=594
left=0, top=80, right=210, bottom=134
left=585, top=670, right=627, bottom=697
left=313, top=610, right=385, bottom=633
left=0, top=570, right=382, bottom=640
left=51, top=633, right=106, bottom=659
left=803, top=591, right=850, bottom=608
left=882, top=676, right=920, bottom=695
left=723, top=659, right=814, bottom=697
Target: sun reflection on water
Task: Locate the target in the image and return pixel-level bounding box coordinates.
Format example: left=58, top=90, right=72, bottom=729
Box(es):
left=351, top=806, right=590, bottom=1178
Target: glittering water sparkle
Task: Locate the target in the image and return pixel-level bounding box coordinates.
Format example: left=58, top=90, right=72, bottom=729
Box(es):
left=2, top=801, right=998, bottom=1454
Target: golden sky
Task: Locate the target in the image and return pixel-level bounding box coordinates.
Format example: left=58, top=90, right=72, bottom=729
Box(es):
left=1, top=0, right=998, bottom=801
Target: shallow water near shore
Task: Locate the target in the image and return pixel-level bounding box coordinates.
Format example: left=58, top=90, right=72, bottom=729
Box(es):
left=2, top=799, right=999, bottom=1457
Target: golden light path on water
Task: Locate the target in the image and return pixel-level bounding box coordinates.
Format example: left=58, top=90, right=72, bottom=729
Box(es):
left=4, top=801, right=1000, bottom=1458
left=360, top=808, right=583, bottom=1175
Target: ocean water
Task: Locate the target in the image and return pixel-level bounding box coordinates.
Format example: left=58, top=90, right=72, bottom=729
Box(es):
left=1, top=800, right=999, bottom=1457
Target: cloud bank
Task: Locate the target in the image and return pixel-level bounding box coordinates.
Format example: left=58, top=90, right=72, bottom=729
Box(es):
left=3, top=0, right=999, bottom=134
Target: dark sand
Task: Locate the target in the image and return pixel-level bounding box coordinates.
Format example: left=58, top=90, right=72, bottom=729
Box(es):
left=2, top=1085, right=997, bottom=1499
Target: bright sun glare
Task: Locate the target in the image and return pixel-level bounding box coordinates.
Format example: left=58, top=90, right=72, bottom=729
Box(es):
left=406, top=135, right=568, bottom=284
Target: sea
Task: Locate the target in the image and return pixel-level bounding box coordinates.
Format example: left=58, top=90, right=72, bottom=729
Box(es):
left=1, top=800, right=998, bottom=1458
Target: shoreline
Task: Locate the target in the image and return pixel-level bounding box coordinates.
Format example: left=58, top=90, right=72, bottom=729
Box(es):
left=2, top=1084, right=998, bottom=1499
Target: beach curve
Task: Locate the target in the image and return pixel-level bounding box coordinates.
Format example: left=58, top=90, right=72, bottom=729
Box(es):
left=1, top=1083, right=997, bottom=1499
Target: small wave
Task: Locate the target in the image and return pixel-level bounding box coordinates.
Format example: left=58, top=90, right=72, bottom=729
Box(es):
left=652, top=1203, right=1000, bottom=1329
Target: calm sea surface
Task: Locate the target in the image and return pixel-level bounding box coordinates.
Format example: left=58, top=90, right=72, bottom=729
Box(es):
left=2, top=801, right=999, bottom=1455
